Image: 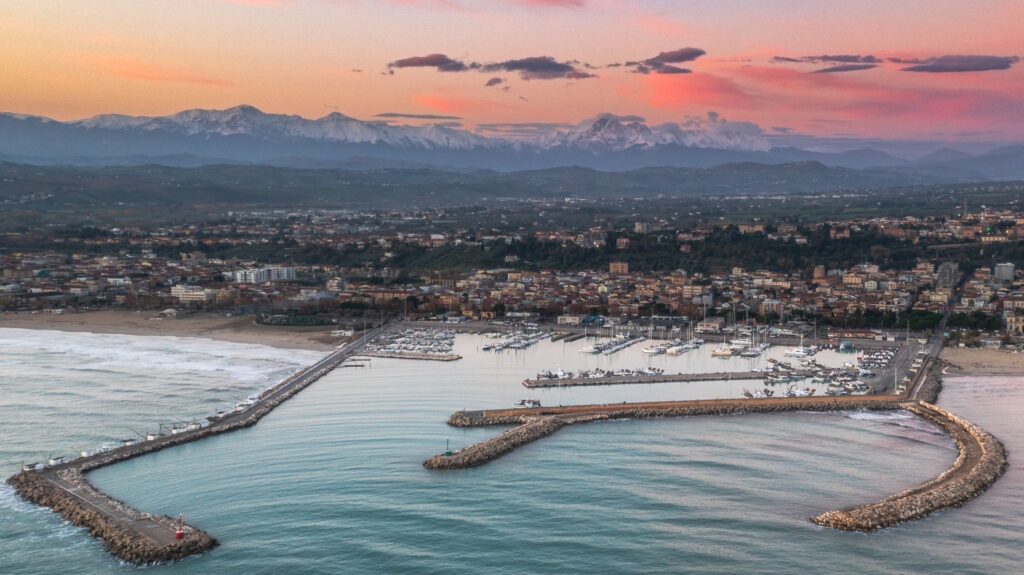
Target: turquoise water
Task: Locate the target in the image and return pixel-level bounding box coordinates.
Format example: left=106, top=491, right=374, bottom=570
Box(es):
left=2, top=329, right=1021, bottom=573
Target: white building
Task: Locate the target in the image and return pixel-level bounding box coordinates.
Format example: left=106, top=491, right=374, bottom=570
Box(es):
left=233, top=266, right=296, bottom=284
left=170, top=285, right=211, bottom=302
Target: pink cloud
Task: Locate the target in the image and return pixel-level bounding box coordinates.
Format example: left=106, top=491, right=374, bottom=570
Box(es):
left=727, top=65, right=1024, bottom=136
left=644, top=73, right=752, bottom=109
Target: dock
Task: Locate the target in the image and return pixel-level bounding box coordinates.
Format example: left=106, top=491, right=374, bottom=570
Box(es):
left=523, top=371, right=786, bottom=388
left=7, top=326, right=385, bottom=565
left=361, top=351, right=461, bottom=362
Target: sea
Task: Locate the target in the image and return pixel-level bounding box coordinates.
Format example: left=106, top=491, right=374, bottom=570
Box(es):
left=0, top=327, right=1021, bottom=574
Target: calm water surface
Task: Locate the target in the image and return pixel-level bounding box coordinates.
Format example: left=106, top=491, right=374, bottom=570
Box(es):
left=1, top=328, right=1020, bottom=574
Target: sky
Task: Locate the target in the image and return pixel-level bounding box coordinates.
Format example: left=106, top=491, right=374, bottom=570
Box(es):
left=2, top=0, right=1022, bottom=144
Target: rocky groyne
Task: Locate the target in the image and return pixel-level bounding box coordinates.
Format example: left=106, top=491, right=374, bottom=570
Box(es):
left=7, top=470, right=217, bottom=564
left=812, top=401, right=1008, bottom=531
left=425, top=413, right=609, bottom=470
left=430, top=396, right=907, bottom=468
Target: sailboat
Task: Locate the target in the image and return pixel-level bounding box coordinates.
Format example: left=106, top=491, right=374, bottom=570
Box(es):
left=785, top=334, right=813, bottom=358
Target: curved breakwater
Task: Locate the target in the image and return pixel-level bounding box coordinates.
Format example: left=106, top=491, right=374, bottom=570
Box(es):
left=425, top=394, right=1008, bottom=533
left=813, top=401, right=1008, bottom=531
left=5, top=331, right=375, bottom=565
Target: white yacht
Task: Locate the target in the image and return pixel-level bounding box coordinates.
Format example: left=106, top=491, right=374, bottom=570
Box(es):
left=784, top=335, right=813, bottom=358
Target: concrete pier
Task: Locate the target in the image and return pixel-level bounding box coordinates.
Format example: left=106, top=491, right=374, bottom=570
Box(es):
left=523, top=371, right=781, bottom=388
left=7, top=328, right=382, bottom=565
left=361, top=351, right=461, bottom=361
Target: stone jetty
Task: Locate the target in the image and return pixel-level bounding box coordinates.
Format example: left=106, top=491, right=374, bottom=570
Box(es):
left=812, top=401, right=1008, bottom=531
left=428, top=395, right=905, bottom=469
left=424, top=413, right=609, bottom=470
left=6, top=328, right=380, bottom=565
left=7, top=469, right=217, bottom=565
left=425, top=391, right=1008, bottom=533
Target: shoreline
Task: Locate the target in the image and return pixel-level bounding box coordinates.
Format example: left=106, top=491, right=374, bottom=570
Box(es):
left=940, top=348, right=1024, bottom=376
left=0, top=310, right=338, bottom=351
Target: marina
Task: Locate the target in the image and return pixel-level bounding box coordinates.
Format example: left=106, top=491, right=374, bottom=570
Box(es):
left=361, top=328, right=462, bottom=361
left=578, top=333, right=646, bottom=355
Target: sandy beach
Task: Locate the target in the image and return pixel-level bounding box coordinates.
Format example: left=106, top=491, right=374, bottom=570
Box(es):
left=941, top=347, right=1024, bottom=376
left=0, top=310, right=341, bottom=351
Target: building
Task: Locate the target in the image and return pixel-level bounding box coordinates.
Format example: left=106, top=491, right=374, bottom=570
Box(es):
left=233, top=266, right=296, bottom=284
left=266, top=266, right=296, bottom=281
left=936, top=262, right=959, bottom=288
left=609, top=261, right=629, bottom=275
left=234, top=268, right=269, bottom=284
left=695, top=316, right=726, bottom=333
left=994, top=263, right=1016, bottom=283
left=170, top=285, right=211, bottom=302
left=1006, top=310, right=1024, bottom=337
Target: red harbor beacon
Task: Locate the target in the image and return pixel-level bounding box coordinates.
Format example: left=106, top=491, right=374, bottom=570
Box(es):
left=175, top=514, right=185, bottom=540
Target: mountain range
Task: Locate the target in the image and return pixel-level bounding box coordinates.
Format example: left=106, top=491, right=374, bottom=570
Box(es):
left=1, top=105, right=1022, bottom=179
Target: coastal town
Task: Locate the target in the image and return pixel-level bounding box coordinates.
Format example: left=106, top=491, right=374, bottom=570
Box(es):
left=3, top=204, right=1022, bottom=348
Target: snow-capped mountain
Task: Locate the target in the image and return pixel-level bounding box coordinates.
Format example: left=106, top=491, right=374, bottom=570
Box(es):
left=3, top=105, right=976, bottom=173
left=539, top=113, right=770, bottom=152
left=74, top=105, right=492, bottom=150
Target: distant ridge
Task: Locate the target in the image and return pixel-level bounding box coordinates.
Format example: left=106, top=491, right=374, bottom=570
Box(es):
left=0, top=106, right=1021, bottom=177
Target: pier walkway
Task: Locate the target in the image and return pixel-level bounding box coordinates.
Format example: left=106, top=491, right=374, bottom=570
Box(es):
left=7, top=325, right=386, bottom=565
left=523, top=371, right=795, bottom=388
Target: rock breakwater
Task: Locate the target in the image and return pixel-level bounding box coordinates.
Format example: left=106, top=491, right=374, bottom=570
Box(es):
left=812, top=401, right=1008, bottom=531
left=425, top=413, right=608, bottom=470
left=432, top=396, right=906, bottom=468
left=7, top=470, right=217, bottom=565
left=428, top=394, right=1008, bottom=533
